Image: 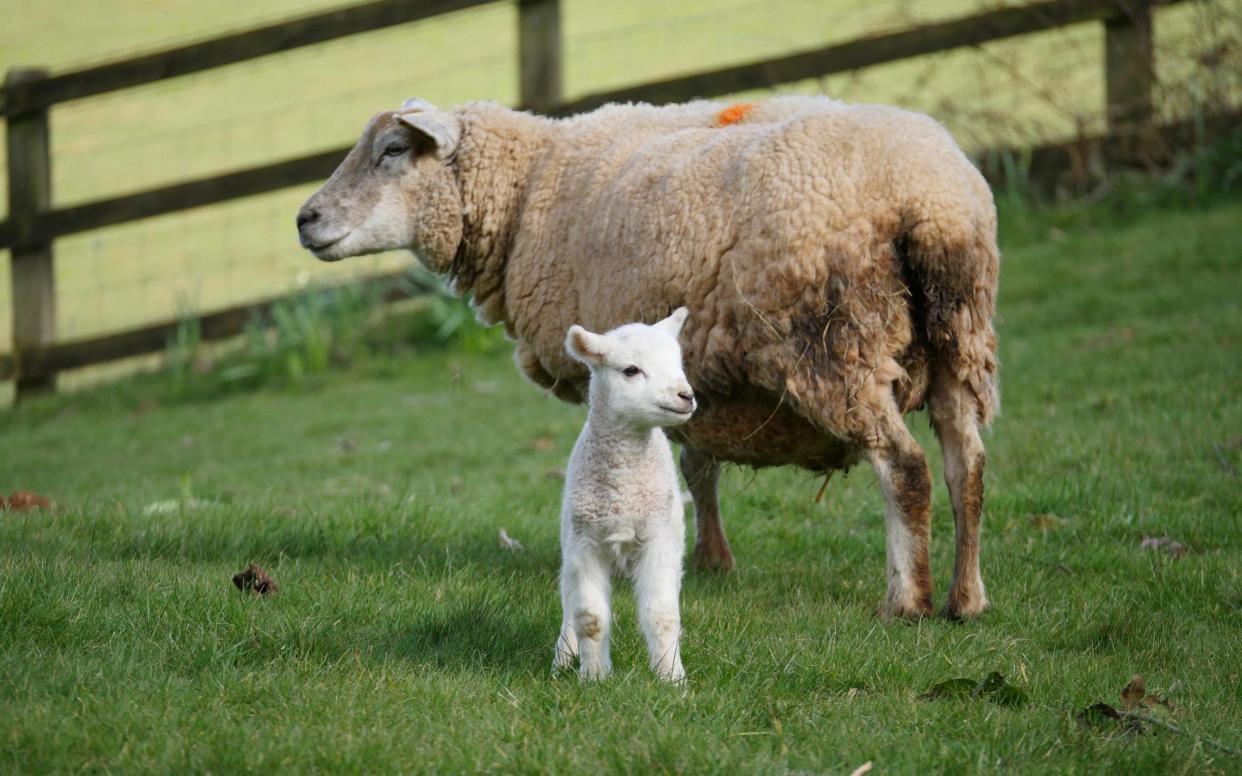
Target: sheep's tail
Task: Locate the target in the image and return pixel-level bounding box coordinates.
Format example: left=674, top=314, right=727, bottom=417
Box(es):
left=898, top=200, right=1000, bottom=426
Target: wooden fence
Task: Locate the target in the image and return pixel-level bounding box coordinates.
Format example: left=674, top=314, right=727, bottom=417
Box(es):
left=0, top=0, right=1190, bottom=398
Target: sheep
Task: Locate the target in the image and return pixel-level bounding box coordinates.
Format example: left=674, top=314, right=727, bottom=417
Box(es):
left=553, top=307, right=694, bottom=682
left=297, top=95, right=1000, bottom=620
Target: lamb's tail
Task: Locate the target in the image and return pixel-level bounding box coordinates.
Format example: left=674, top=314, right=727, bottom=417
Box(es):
left=898, top=194, right=1000, bottom=426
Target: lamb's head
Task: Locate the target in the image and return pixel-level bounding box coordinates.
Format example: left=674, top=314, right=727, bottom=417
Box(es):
left=565, top=308, right=696, bottom=430
left=296, top=98, right=463, bottom=270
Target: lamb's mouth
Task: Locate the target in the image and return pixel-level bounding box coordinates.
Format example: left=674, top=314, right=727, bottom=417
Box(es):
left=659, top=405, right=694, bottom=416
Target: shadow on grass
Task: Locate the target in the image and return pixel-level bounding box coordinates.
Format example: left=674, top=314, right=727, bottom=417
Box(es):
left=377, top=595, right=550, bottom=673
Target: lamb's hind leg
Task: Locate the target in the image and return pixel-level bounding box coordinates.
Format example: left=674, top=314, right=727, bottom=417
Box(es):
left=929, top=371, right=989, bottom=618
left=680, top=447, right=734, bottom=572
left=868, top=407, right=935, bottom=619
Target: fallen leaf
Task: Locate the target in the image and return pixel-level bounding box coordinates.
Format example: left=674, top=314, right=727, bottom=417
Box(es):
left=338, top=436, right=358, bottom=453
left=232, top=564, right=279, bottom=596
left=1, top=490, right=53, bottom=512
left=530, top=436, right=556, bottom=452
left=498, top=528, right=524, bottom=552
left=545, top=467, right=567, bottom=481
left=1140, top=535, right=1188, bottom=558
left=1120, top=674, right=1147, bottom=710
left=1120, top=673, right=1174, bottom=712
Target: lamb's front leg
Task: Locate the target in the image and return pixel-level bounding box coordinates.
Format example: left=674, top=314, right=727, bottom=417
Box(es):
left=552, top=570, right=579, bottom=672
left=560, top=541, right=613, bottom=681
left=633, top=531, right=686, bottom=682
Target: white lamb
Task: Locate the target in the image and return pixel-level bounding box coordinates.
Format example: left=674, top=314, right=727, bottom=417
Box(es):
left=553, top=307, right=695, bottom=682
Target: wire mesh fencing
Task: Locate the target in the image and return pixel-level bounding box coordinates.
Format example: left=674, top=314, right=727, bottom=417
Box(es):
left=1, top=0, right=1239, bottom=394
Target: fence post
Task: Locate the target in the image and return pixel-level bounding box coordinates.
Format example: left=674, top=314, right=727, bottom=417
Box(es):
left=5, top=68, right=56, bottom=399
left=1104, top=2, right=1155, bottom=167
left=518, top=0, right=562, bottom=112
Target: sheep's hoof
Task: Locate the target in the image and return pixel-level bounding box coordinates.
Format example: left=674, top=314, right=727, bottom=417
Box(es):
left=941, top=589, right=990, bottom=620
left=878, top=595, right=934, bottom=621
left=692, top=541, right=734, bottom=573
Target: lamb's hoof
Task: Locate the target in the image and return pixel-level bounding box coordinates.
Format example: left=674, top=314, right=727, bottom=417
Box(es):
left=579, top=666, right=610, bottom=683
left=692, top=541, right=734, bottom=573
left=942, top=589, right=990, bottom=621
left=659, top=667, right=687, bottom=684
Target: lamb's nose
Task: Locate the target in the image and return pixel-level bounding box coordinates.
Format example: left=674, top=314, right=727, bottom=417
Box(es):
left=678, top=390, right=695, bottom=404
left=296, top=207, right=319, bottom=230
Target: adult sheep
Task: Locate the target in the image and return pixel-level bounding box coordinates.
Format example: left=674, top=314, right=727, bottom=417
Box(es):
left=296, top=96, right=1000, bottom=619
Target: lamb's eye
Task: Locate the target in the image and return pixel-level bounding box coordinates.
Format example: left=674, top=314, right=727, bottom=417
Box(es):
left=382, top=142, right=408, bottom=157
left=622, top=365, right=642, bottom=377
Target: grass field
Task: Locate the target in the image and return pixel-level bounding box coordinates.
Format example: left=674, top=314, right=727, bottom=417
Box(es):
left=2, top=188, right=1240, bottom=771
left=1, top=0, right=1238, bottom=357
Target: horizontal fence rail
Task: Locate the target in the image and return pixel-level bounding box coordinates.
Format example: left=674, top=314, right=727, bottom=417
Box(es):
left=0, top=0, right=495, bottom=118
left=556, top=0, right=1175, bottom=115
left=0, top=0, right=1219, bottom=398
left=0, top=0, right=1180, bottom=252
left=0, top=270, right=436, bottom=381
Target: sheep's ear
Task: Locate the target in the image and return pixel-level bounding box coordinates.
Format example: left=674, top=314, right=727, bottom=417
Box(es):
left=566, top=325, right=609, bottom=366
left=396, top=99, right=460, bottom=160
left=657, top=306, right=690, bottom=337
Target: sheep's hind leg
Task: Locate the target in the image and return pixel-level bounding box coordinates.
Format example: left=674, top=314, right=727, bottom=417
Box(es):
left=680, top=447, right=734, bottom=572
left=929, top=369, right=989, bottom=619
left=867, top=408, right=935, bottom=620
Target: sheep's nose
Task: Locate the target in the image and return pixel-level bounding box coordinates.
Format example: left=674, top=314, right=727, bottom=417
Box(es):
left=296, top=207, right=319, bottom=230
left=678, top=390, right=695, bottom=404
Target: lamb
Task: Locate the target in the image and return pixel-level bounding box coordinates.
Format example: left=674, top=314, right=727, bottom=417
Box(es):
left=296, top=95, right=1000, bottom=620
left=553, top=307, right=694, bottom=682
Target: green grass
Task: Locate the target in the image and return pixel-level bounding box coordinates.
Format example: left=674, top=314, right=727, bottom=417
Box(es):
left=2, top=191, right=1241, bottom=772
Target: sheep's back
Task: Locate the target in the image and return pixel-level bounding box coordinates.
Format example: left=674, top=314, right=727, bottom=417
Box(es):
left=505, top=99, right=987, bottom=406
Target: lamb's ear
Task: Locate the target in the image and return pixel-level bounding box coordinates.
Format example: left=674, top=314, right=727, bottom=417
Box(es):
left=565, top=325, right=610, bottom=366
left=396, top=101, right=460, bottom=160
left=657, top=306, right=690, bottom=337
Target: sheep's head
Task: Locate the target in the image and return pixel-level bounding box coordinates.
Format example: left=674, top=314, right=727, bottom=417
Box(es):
left=565, top=308, right=696, bottom=430
left=296, top=99, right=463, bottom=270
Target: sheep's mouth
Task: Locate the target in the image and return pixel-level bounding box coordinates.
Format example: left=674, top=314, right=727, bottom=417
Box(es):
left=302, top=232, right=350, bottom=258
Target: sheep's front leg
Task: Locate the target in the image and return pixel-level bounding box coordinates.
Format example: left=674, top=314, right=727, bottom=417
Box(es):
left=633, top=533, right=686, bottom=682
left=680, top=447, right=733, bottom=572
left=560, top=542, right=613, bottom=681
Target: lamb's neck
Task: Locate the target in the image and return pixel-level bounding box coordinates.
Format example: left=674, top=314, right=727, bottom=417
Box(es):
left=582, top=407, right=666, bottom=468
left=449, top=103, right=558, bottom=327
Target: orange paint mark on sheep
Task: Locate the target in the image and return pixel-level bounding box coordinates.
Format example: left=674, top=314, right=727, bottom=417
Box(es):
left=716, top=102, right=756, bottom=126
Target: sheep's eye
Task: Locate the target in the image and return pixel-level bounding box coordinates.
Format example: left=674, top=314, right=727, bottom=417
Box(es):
left=382, top=142, right=408, bottom=157
left=622, top=365, right=642, bottom=377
